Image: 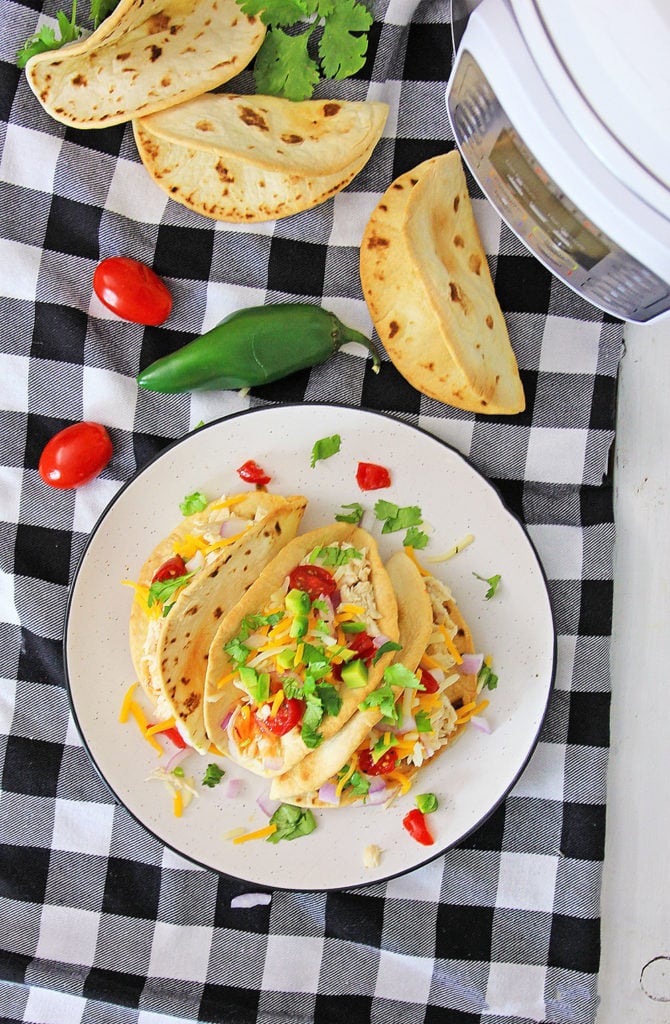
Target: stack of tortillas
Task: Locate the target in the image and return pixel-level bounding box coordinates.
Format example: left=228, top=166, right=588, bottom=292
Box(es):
left=23, top=0, right=388, bottom=222
left=360, top=151, right=525, bottom=415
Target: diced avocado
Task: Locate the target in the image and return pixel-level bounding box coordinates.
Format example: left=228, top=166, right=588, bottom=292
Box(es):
left=290, top=615, right=308, bottom=639
left=276, top=648, right=296, bottom=670
left=285, top=588, right=311, bottom=616
left=341, top=658, right=368, bottom=689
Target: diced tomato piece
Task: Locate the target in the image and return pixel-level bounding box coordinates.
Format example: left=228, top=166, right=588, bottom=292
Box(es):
left=152, top=554, right=188, bottom=583
left=237, top=459, right=271, bottom=486
left=288, top=564, right=337, bottom=600
left=419, top=668, right=440, bottom=693
left=358, top=746, right=398, bottom=776
left=347, top=630, right=377, bottom=665
left=356, top=461, right=391, bottom=491
left=258, top=698, right=304, bottom=736
left=402, top=807, right=435, bottom=846
left=161, top=726, right=187, bottom=749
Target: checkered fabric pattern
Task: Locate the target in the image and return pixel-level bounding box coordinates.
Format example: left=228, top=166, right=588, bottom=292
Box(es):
left=0, top=1, right=621, bottom=1022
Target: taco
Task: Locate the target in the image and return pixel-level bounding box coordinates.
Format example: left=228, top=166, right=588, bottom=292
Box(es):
left=133, top=93, right=389, bottom=222
left=25, top=0, right=265, bottom=129
left=360, top=150, right=525, bottom=414
left=203, top=523, right=399, bottom=776
left=128, top=491, right=307, bottom=752
left=269, top=549, right=481, bottom=805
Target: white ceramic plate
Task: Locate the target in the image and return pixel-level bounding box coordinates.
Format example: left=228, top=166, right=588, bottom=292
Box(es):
left=65, top=404, right=555, bottom=890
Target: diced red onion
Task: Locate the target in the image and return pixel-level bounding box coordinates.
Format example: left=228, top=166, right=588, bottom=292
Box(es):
left=231, top=893, right=272, bottom=909
left=470, top=714, right=492, bottom=734
left=185, top=550, right=204, bottom=573
left=222, top=777, right=243, bottom=798
left=220, top=710, right=233, bottom=731
left=366, top=784, right=390, bottom=805
left=219, top=517, right=247, bottom=538
left=393, top=714, right=417, bottom=736
left=256, top=791, right=281, bottom=817
left=372, top=633, right=391, bottom=648
left=317, top=782, right=340, bottom=805
left=262, top=756, right=283, bottom=773
left=460, top=653, right=484, bottom=675
left=165, top=747, right=190, bottom=772
left=367, top=776, right=387, bottom=794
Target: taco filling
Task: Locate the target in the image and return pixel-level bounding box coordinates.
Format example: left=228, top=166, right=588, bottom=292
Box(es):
left=204, top=525, right=399, bottom=777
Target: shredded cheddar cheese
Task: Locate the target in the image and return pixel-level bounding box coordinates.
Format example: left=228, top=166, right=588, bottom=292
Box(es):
left=145, top=717, right=177, bottom=736
left=336, top=761, right=357, bottom=799
left=404, top=546, right=430, bottom=576
left=119, top=683, right=138, bottom=723
left=232, top=823, right=277, bottom=844
left=173, top=789, right=184, bottom=818
left=438, top=623, right=463, bottom=664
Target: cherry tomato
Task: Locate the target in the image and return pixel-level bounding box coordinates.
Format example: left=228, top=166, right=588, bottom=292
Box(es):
left=237, top=459, right=271, bottom=486
left=358, top=746, right=398, bottom=776
left=356, top=461, right=391, bottom=491
left=402, top=807, right=435, bottom=846
left=152, top=555, right=188, bottom=583
left=288, top=564, right=337, bottom=600
left=38, top=421, right=113, bottom=490
left=93, top=256, right=172, bottom=326
left=258, top=698, right=305, bottom=736
left=419, top=668, right=440, bottom=693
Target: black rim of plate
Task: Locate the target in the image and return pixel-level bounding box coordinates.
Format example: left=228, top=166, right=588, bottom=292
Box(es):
left=62, top=402, right=558, bottom=892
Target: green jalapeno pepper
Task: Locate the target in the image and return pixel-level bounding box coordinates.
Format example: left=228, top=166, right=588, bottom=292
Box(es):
left=137, top=302, right=381, bottom=393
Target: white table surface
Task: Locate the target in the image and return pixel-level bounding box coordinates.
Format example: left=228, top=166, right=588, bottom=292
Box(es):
left=599, top=315, right=670, bottom=1021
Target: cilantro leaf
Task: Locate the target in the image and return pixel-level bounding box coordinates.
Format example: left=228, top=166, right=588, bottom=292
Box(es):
left=238, top=0, right=309, bottom=25
left=318, top=0, right=373, bottom=80
left=179, top=491, right=208, bottom=516
left=315, top=682, right=342, bottom=717
left=90, top=0, right=119, bottom=28
left=414, top=709, right=433, bottom=733
left=202, top=763, right=225, bottom=788
left=343, top=767, right=370, bottom=797
left=383, top=662, right=422, bottom=690
left=358, top=680, right=398, bottom=723
left=253, top=26, right=321, bottom=101
left=147, top=573, right=194, bottom=617
left=335, top=502, right=364, bottom=524
left=404, top=525, right=429, bottom=549
left=473, top=572, right=502, bottom=599
left=17, top=5, right=82, bottom=68
left=266, top=803, right=317, bottom=843
left=478, top=663, right=498, bottom=691
left=372, top=639, right=402, bottom=665
left=310, top=433, right=341, bottom=468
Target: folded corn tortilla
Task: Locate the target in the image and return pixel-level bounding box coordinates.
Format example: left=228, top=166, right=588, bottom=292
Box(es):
left=270, top=550, right=479, bottom=804
left=360, top=150, right=525, bottom=414
left=129, top=491, right=307, bottom=752
left=133, top=93, right=388, bottom=221
left=203, top=522, right=399, bottom=776
left=25, top=0, right=266, bottom=129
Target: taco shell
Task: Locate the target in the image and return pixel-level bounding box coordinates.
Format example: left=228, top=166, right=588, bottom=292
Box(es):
left=25, top=0, right=266, bottom=129
left=204, top=522, right=399, bottom=774
left=360, top=150, right=525, bottom=415
left=129, top=492, right=307, bottom=752
left=133, top=93, right=389, bottom=221
left=271, top=550, right=479, bottom=804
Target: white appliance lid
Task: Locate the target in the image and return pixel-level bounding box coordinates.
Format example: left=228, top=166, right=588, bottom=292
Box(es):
left=526, top=0, right=670, bottom=193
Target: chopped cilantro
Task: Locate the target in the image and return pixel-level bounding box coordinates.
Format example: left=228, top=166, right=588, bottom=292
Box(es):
left=310, top=434, right=341, bottom=467
left=147, top=572, right=195, bottom=617
left=383, top=662, right=422, bottom=690
left=372, top=639, right=402, bottom=665
left=473, top=572, right=502, bottom=599
left=266, top=803, right=317, bottom=843
left=416, top=792, right=438, bottom=814
left=403, top=525, right=429, bottom=549
left=341, top=767, right=370, bottom=798
left=310, top=544, right=362, bottom=567
left=301, top=692, right=325, bottom=749
left=316, top=682, right=342, bottom=717
left=202, top=763, right=225, bottom=788
left=358, top=679, right=398, bottom=723
left=373, top=499, right=424, bottom=535
left=90, top=0, right=119, bottom=27
left=237, top=0, right=373, bottom=101
left=179, top=491, right=208, bottom=516
left=335, top=502, right=364, bottom=524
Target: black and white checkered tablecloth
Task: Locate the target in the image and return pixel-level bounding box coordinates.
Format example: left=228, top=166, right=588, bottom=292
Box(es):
left=0, top=1, right=622, bottom=1022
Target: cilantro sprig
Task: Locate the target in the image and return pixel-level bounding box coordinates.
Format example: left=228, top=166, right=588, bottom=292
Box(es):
left=374, top=499, right=429, bottom=550
left=473, top=572, right=502, bottom=599
left=267, top=803, right=316, bottom=843
left=16, top=0, right=119, bottom=68
left=238, top=0, right=373, bottom=101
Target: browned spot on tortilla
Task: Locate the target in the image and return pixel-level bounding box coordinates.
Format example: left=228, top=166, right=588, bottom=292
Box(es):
left=449, top=282, right=469, bottom=313
left=485, top=314, right=494, bottom=329
left=148, top=44, right=162, bottom=62
left=453, top=235, right=465, bottom=248
left=184, top=692, right=200, bottom=713
left=185, top=606, right=198, bottom=617
left=392, top=183, right=404, bottom=190
left=215, top=160, right=235, bottom=183
left=367, top=234, right=389, bottom=249
left=388, top=321, right=400, bottom=338
left=453, top=195, right=460, bottom=212
left=116, top=52, right=131, bottom=61
left=196, top=119, right=215, bottom=132
left=469, top=254, right=482, bottom=275
left=161, top=76, right=171, bottom=87
left=323, top=103, right=341, bottom=117
left=281, top=133, right=303, bottom=144
left=214, top=607, right=223, bottom=619
left=72, top=74, right=86, bottom=86
left=240, top=106, right=268, bottom=130
left=147, top=12, right=171, bottom=32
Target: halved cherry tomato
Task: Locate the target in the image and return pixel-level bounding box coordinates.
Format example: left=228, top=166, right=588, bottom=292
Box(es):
left=258, top=698, right=304, bottom=736
left=356, top=461, right=391, bottom=491
left=418, top=668, right=440, bottom=693
left=288, top=564, right=337, bottom=600
left=93, top=256, right=172, bottom=326
left=152, top=555, right=188, bottom=583
left=358, top=746, right=398, bottom=776
left=237, top=459, right=271, bottom=486
left=402, top=807, right=435, bottom=846
left=38, top=422, right=113, bottom=490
